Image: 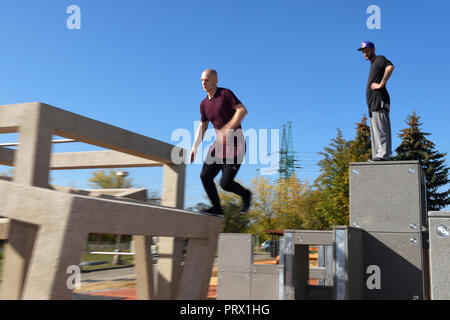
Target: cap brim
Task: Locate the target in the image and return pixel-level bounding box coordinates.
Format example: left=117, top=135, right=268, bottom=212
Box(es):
left=357, top=47, right=364, bottom=51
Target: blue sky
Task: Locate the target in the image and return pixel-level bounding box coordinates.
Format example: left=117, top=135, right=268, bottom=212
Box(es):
left=0, top=0, right=449, bottom=210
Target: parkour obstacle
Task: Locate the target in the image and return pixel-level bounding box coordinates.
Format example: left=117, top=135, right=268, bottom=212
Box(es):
left=217, top=162, right=450, bottom=300
left=0, top=102, right=222, bottom=300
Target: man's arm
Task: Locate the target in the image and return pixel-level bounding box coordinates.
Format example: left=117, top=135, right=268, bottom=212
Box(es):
left=221, top=103, right=248, bottom=131
left=217, top=103, right=248, bottom=143
left=371, top=65, right=395, bottom=90
left=190, top=121, right=209, bottom=163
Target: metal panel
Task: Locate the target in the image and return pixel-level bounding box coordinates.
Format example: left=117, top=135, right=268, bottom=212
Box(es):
left=349, top=161, right=425, bottom=233
left=428, top=212, right=450, bottom=300
left=217, top=272, right=250, bottom=300
left=289, top=230, right=333, bottom=245
left=333, top=227, right=364, bottom=300
left=363, top=231, right=426, bottom=300
left=217, top=233, right=253, bottom=273
left=283, top=232, right=309, bottom=300
left=250, top=266, right=279, bottom=300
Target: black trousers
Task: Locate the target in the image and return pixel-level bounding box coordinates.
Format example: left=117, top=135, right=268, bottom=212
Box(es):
left=200, top=154, right=247, bottom=209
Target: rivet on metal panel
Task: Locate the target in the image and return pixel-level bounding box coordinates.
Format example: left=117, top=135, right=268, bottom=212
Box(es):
left=436, top=224, right=449, bottom=237
left=409, top=238, right=417, bottom=244
left=408, top=168, right=415, bottom=174
left=352, top=169, right=359, bottom=175
left=410, top=223, right=417, bottom=230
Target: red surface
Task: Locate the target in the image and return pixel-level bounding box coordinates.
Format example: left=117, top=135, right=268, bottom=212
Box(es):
left=84, top=285, right=218, bottom=300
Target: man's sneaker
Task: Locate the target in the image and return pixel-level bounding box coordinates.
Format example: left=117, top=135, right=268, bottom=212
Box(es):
left=367, top=157, right=386, bottom=162
left=201, top=206, right=224, bottom=217
left=240, top=189, right=252, bottom=213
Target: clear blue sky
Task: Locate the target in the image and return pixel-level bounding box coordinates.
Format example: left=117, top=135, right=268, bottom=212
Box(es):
left=0, top=0, right=449, bottom=210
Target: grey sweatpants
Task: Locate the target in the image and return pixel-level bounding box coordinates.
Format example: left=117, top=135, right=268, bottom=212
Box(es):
left=369, top=109, right=392, bottom=160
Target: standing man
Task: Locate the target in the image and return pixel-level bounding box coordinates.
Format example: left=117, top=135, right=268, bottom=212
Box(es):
left=190, top=69, right=252, bottom=216
left=358, top=41, right=395, bottom=161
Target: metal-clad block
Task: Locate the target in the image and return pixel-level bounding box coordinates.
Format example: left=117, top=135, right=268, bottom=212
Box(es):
left=363, top=231, right=427, bottom=300
left=349, top=161, right=426, bottom=233
left=217, top=272, right=250, bottom=300
left=333, top=226, right=364, bottom=300
left=428, top=211, right=450, bottom=300
left=287, top=230, right=333, bottom=245
left=283, top=232, right=309, bottom=300
left=250, top=268, right=279, bottom=300
left=217, top=233, right=253, bottom=273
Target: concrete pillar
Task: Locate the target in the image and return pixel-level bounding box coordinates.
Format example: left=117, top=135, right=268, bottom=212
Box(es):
left=21, top=224, right=88, bottom=300
left=0, top=220, right=38, bottom=299
left=177, top=226, right=221, bottom=300
left=133, top=235, right=156, bottom=300
left=1, top=103, right=54, bottom=299
left=157, top=163, right=186, bottom=299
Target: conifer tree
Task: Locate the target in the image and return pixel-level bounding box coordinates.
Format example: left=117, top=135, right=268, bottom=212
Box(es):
left=394, top=111, right=450, bottom=211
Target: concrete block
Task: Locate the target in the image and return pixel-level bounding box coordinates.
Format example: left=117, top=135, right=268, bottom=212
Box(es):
left=349, top=161, right=427, bottom=233
left=217, top=233, right=253, bottom=273
left=217, top=272, right=251, bottom=300
left=250, top=265, right=279, bottom=300
left=363, top=231, right=428, bottom=300
left=428, top=211, right=450, bottom=300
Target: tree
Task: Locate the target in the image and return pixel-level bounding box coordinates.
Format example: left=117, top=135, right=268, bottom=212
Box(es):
left=314, top=129, right=352, bottom=228
left=350, top=115, right=372, bottom=162
left=219, top=190, right=250, bottom=233
left=394, top=111, right=450, bottom=211
left=88, top=169, right=134, bottom=189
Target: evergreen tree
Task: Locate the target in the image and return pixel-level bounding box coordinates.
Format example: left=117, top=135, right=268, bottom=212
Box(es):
left=350, top=115, right=371, bottom=162
left=314, top=129, right=352, bottom=228
left=394, top=111, right=450, bottom=211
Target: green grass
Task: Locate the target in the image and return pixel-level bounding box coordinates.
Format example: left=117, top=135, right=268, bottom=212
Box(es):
left=80, top=253, right=134, bottom=272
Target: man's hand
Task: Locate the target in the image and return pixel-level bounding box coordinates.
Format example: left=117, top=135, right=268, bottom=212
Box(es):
left=189, top=148, right=196, bottom=164
left=370, top=82, right=384, bottom=91
left=216, top=128, right=227, bottom=145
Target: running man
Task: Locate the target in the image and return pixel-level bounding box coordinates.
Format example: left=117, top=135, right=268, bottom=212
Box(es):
left=358, top=41, right=395, bottom=161
left=190, top=69, right=252, bottom=216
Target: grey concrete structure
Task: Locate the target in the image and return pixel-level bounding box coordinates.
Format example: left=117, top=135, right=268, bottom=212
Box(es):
left=349, top=161, right=427, bottom=232
left=0, top=102, right=222, bottom=300
left=349, top=161, right=429, bottom=300
left=217, top=233, right=289, bottom=300
left=428, top=211, right=450, bottom=300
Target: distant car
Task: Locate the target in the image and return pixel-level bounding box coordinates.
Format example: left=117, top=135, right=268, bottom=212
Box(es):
left=260, top=240, right=278, bottom=252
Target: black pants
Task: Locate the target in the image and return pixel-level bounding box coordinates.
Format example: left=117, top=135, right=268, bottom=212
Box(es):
left=200, top=155, right=247, bottom=209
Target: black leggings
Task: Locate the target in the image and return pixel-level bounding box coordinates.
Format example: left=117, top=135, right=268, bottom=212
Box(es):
left=200, top=157, right=247, bottom=209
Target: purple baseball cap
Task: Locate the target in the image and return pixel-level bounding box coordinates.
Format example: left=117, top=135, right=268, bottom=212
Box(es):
left=357, top=41, right=375, bottom=51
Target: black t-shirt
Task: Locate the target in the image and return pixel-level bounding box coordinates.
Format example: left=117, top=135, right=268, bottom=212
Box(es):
left=366, top=55, right=394, bottom=113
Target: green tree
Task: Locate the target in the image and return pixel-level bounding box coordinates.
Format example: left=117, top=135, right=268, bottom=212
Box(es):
left=350, top=115, right=371, bottom=162
left=314, top=129, right=352, bottom=228
left=219, top=188, right=251, bottom=233
left=394, top=111, right=450, bottom=211
left=88, top=169, right=134, bottom=189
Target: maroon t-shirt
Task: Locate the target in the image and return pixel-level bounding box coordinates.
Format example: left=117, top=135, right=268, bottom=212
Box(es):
left=200, top=87, right=246, bottom=159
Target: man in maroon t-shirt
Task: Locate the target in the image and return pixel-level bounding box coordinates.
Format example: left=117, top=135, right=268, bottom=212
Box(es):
left=189, top=69, right=251, bottom=216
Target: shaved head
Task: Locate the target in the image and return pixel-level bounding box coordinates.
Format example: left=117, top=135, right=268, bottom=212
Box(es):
left=202, top=69, right=218, bottom=80
left=201, top=69, right=219, bottom=95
